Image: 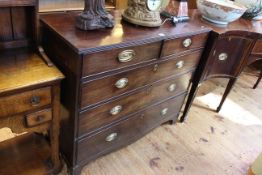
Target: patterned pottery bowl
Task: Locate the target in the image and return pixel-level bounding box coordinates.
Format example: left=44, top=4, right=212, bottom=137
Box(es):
left=197, top=0, right=247, bottom=25
left=234, top=0, right=262, bottom=20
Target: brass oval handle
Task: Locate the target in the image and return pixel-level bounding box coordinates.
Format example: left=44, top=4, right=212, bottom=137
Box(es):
left=161, top=108, right=169, bottom=116
left=218, top=53, right=228, bottom=61
left=110, top=105, right=123, bottom=115
left=118, top=50, right=135, bottom=63
left=176, top=61, right=184, bottom=69
left=31, top=96, right=40, bottom=106
left=168, top=84, right=176, bottom=92
left=105, top=133, right=118, bottom=142
left=115, top=78, right=128, bottom=89
left=183, top=38, right=192, bottom=48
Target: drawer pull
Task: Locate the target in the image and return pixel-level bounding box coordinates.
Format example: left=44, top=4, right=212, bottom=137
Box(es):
left=36, top=115, right=45, bottom=122
left=118, top=50, right=135, bottom=63
left=106, top=133, right=118, bottom=142
left=183, top=38, right=192, bottom=48
left=115, top=78, right=128, bottom=89
left=218, top=53, right=228, bottom=61
left=153, top=64, right=159, bottom=72
left=30, top=96, right=40, bottom=106
left=176, top=61, right=184, bottom=69
left=110, top=105, right=123, bottom=115
left=168, top=84, right=176, bottom=92
left=161, top=108, right=169, bottom=116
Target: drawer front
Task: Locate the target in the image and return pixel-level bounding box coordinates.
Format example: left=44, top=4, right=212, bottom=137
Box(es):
left=0, top=87, right=51, bottom=118
left=82, top=42, right=162, bottom=77
left=81, top=50, right=202, bottom=108
left=252, top=39, right=262, bottom=56
left=161, top=33, right=208, bottom=57
left=77, top=93, right=186, bottom=164
left=26, top=108, right=52, bottom=127
left=206, top=36, right=253, bottom=78
left=78, top=73, right=191, bottom=137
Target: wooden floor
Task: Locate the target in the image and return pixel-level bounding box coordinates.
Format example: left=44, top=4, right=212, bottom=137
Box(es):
left=1, top=71, right=262, bottom=175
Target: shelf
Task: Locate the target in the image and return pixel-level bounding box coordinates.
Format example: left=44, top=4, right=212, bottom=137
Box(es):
left=39, top=0, right=115, bottom=13
left=0, top=133, right=53, bottom=175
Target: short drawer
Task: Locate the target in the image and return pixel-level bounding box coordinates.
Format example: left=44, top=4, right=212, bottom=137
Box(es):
left=25, top=108, right=52, bottom=127
left=77, top=93, right=186, bottom=164
left=0, top=87, right=51, bottom=118
left=82, top=42, right=162, bottom=77
left=252, top=39, right=262, bottom=56
left=81, top=50, right=202, bottom=108
left=161, top=33, right=208, bottom=57
left=78, top=73, right=191, bottom=137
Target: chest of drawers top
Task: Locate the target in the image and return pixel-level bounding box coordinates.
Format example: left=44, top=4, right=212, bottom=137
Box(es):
left=40, top=10, right=211, bottom=55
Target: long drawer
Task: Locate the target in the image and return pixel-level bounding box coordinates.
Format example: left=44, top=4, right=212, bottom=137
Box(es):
left=78, top=72, right=191, bottom=137
left=82, top=42, right=162, bottom=78
left=77, top=93, right=186, bottom=164
left=0, top=87, right=51, bottom=118
left=81, top=50, right=202, bottom=109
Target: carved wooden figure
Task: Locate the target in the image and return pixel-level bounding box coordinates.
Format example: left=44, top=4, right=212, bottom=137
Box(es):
left=76, top=0, right=114, bottom=30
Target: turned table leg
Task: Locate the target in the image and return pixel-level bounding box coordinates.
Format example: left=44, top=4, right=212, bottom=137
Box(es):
left=216, top=78, right=237, bottom=113
left=253, top=69, right=262, bottom=89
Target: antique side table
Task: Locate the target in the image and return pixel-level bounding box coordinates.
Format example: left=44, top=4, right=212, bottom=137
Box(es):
left=0, top=0, right=64, bottom=174
left=181, top=10, right=262, bottom=122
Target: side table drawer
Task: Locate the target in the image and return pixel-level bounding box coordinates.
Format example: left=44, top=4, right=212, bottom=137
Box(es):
left=82, top=42, right=162, bottom=77
left=77, top=93, right=186, bottom=164
left=252, top=39, right=262, bottom=56
left=26, top=108, right=52, bottom=127
left=81, top=50, right=202, bottom=108
left=161, top=33, right=208, bottom=57
left=0, top=87, right=51, bottom=118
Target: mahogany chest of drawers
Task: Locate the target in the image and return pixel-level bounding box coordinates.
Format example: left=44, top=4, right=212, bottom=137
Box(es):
left=40, top=11, right=210, bottom=175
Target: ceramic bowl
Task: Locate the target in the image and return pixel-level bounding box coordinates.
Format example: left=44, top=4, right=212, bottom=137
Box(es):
left=197, top=0, right=247, bottom=25
left=234, top=0, right=262, bottom=20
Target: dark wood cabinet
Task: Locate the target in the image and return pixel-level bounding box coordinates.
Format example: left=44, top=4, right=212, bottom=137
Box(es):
left=180, top=11, right=262, bottom=122
left=40, top=10, right=210, bottom=175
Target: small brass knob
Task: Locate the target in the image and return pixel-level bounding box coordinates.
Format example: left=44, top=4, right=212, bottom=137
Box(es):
left=105, top=133, right=118, bottom=142
left=218, top=53, right=228, bottom=61
left=36, top=115, right=44, bottom=122
left=168, top=84, right=176, bottom=92
left=115, top=78, right=128, bottom=89
left=118, top=50, right=135, bottom=63
left=176, top=61, right=184, bottom=69
left=183, top=38, right=192, bottom=48
left=110, top=105, right=123, bottom=115
left=153, top=64, right=159, bottom=72
left=161, top=108, right=169, bottom=116
left=31, top=96, right=40, bottom=106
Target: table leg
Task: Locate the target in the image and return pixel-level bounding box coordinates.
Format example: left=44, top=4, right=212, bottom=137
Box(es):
left=50, top=85, right=62, bottom=173
left=180, top=81, right=201, bottom=122
left=253, top=69, right=262, bottom=89
left=216, top=78, right=237, bottom=113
